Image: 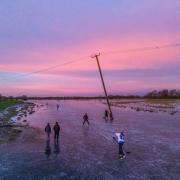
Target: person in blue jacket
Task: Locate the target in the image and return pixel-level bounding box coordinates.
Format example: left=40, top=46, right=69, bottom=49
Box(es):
left=114, top=131, right=125, bottom=159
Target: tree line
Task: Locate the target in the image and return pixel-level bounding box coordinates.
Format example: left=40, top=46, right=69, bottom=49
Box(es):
left=144, top=89, right=180, bottom=99
left=0, top=89, right=180, bottom=100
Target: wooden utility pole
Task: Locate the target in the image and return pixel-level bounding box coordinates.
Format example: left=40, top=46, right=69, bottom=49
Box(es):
left=92, top=53, right=113, bottom=120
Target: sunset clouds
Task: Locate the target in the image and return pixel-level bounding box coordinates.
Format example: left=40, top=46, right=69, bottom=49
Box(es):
left=0, top=0, right=179, bottom=96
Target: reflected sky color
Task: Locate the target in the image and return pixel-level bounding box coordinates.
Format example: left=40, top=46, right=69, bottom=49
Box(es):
left=0, top=0, right=180, bottom=96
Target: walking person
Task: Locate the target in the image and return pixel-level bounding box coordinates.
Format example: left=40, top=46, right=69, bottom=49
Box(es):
left=83, top=113, right=90, bottom=125
left=104, top=109, right=109, bottom=120
left=56, top=104, right=60, bottom=111
left=45, top=123, right=51, bottom=139
left=54, top=122, right=60, bottom=144
left=46, top=102, right=48, bottom=108
left=114, top=131, right=125, bottom=159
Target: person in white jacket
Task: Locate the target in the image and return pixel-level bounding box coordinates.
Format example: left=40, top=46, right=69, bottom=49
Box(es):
left=115, top=131, right=125, bottom=158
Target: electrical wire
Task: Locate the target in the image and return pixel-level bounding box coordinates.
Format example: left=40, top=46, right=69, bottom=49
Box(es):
left=101, top=43, right=179, bottom=55
left=0, top=55, right=89, bottom=81
left=0, top=43, right=179, bottom=81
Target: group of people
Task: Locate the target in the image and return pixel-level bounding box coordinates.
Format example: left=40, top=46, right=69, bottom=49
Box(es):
left=45, top=122, right=60, bottom=144
left=82, top=109, right=114, bottom=126
left=82, top=111, right=126, bottom=159
left=45, top=103, right=60, bottom=111
left=45, top=112, right=126, bottom=159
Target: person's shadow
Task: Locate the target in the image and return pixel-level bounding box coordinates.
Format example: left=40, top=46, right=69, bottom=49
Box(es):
left=82, top=125, right=89, bottom=137
left=45, top=139, right=51, bottom=158
left=53, top=140, right=60, bottom=157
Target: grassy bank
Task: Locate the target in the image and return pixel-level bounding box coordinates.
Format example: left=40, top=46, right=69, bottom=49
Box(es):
left=0, top=100, right=36, bottom=144
left=0, top=99, right=24, bottom=111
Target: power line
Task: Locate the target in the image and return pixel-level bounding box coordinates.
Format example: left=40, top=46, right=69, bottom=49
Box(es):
left=101, top=43, right=179, bottom=55
left=0, top=42, right=179, bottom=81
left=0, top=55, right=89, bottom=81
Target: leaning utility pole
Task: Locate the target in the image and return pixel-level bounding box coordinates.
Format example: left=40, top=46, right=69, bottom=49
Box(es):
left=91, top=53, right=114, bottom=120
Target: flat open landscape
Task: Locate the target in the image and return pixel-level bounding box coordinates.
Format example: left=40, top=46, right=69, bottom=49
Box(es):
left=0, top=99, right=180, bottom=180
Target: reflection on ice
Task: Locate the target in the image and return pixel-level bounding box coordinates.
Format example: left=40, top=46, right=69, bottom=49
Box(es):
left=53, top=141, right=60, bottom=156
left=45, top=139, right=51, bottom=158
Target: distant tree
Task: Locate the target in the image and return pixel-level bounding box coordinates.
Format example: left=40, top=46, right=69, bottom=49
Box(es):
left=8, top=96, right=14, bottom=100
left=145, top=90, right=158, bottom=98
left=169, top=89, right=177, bottom=97
left=160, top=89, right=169, bottom=98
left=176, top=91, right=179, bottom=97
left=20, top=95, right=28, bottom=100
left=145, top=89, right=180, bottom=99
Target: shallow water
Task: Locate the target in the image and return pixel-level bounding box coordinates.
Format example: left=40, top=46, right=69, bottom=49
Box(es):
left=0, top=100, right=180, bottom=180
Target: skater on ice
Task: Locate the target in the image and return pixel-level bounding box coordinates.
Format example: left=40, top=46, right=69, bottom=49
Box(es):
left=113, top=130, right=125, bottom=159
left=104, top=109, right=109, bottom=120
left=83, top=113, right=90, bottom=125
left=45, top=123, right=51, bottom=139
left=54, top=122, right=60, bottom=144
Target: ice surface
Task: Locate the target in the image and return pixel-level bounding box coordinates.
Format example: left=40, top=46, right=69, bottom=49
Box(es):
left=0, top=100, right=180, bottom=180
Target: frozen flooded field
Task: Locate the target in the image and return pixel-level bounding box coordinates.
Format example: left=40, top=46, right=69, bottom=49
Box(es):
left=0, top=99, right=180, bottom=180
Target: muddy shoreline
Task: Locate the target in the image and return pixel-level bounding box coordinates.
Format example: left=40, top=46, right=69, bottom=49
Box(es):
left=0, top=102, right=37, bottom=144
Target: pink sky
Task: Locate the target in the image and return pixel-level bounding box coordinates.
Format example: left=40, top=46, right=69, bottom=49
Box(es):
left=0, top=0, right=179, bottom=96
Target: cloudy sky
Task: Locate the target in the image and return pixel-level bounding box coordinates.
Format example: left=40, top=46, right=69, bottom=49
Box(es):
left=0, top=0, right=179, bottom=96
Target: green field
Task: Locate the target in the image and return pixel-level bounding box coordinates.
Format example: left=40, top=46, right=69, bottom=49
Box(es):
left=0, top=100, right=23, bottom=111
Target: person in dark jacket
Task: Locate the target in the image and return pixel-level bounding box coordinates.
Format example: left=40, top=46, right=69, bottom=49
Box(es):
left=45, top=123, right=51, bottom=139
left=54, top=122, right=60, bottom=144
left=104, top=109, right=109, bottom=120
left=57, top=104, right=60, bottom=111
left=83, top=113, right=89, bottom=125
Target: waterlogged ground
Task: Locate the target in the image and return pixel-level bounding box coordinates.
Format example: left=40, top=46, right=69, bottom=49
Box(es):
left=110, top=99, right=180, bottom=115
left=0, top=100, right=180, bottom=180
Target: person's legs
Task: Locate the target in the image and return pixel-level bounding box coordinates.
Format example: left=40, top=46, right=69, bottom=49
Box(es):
left=54, top=132, right=57, bottom=144
left=47, top=132, right=50, bottom=139
left=121, top=144, right=125, bottom=156
left=85, top=120, right=89, bottom=125
left=56, top=132, right=59, bottom=142
left=119, top=143, right=124, bottom=156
